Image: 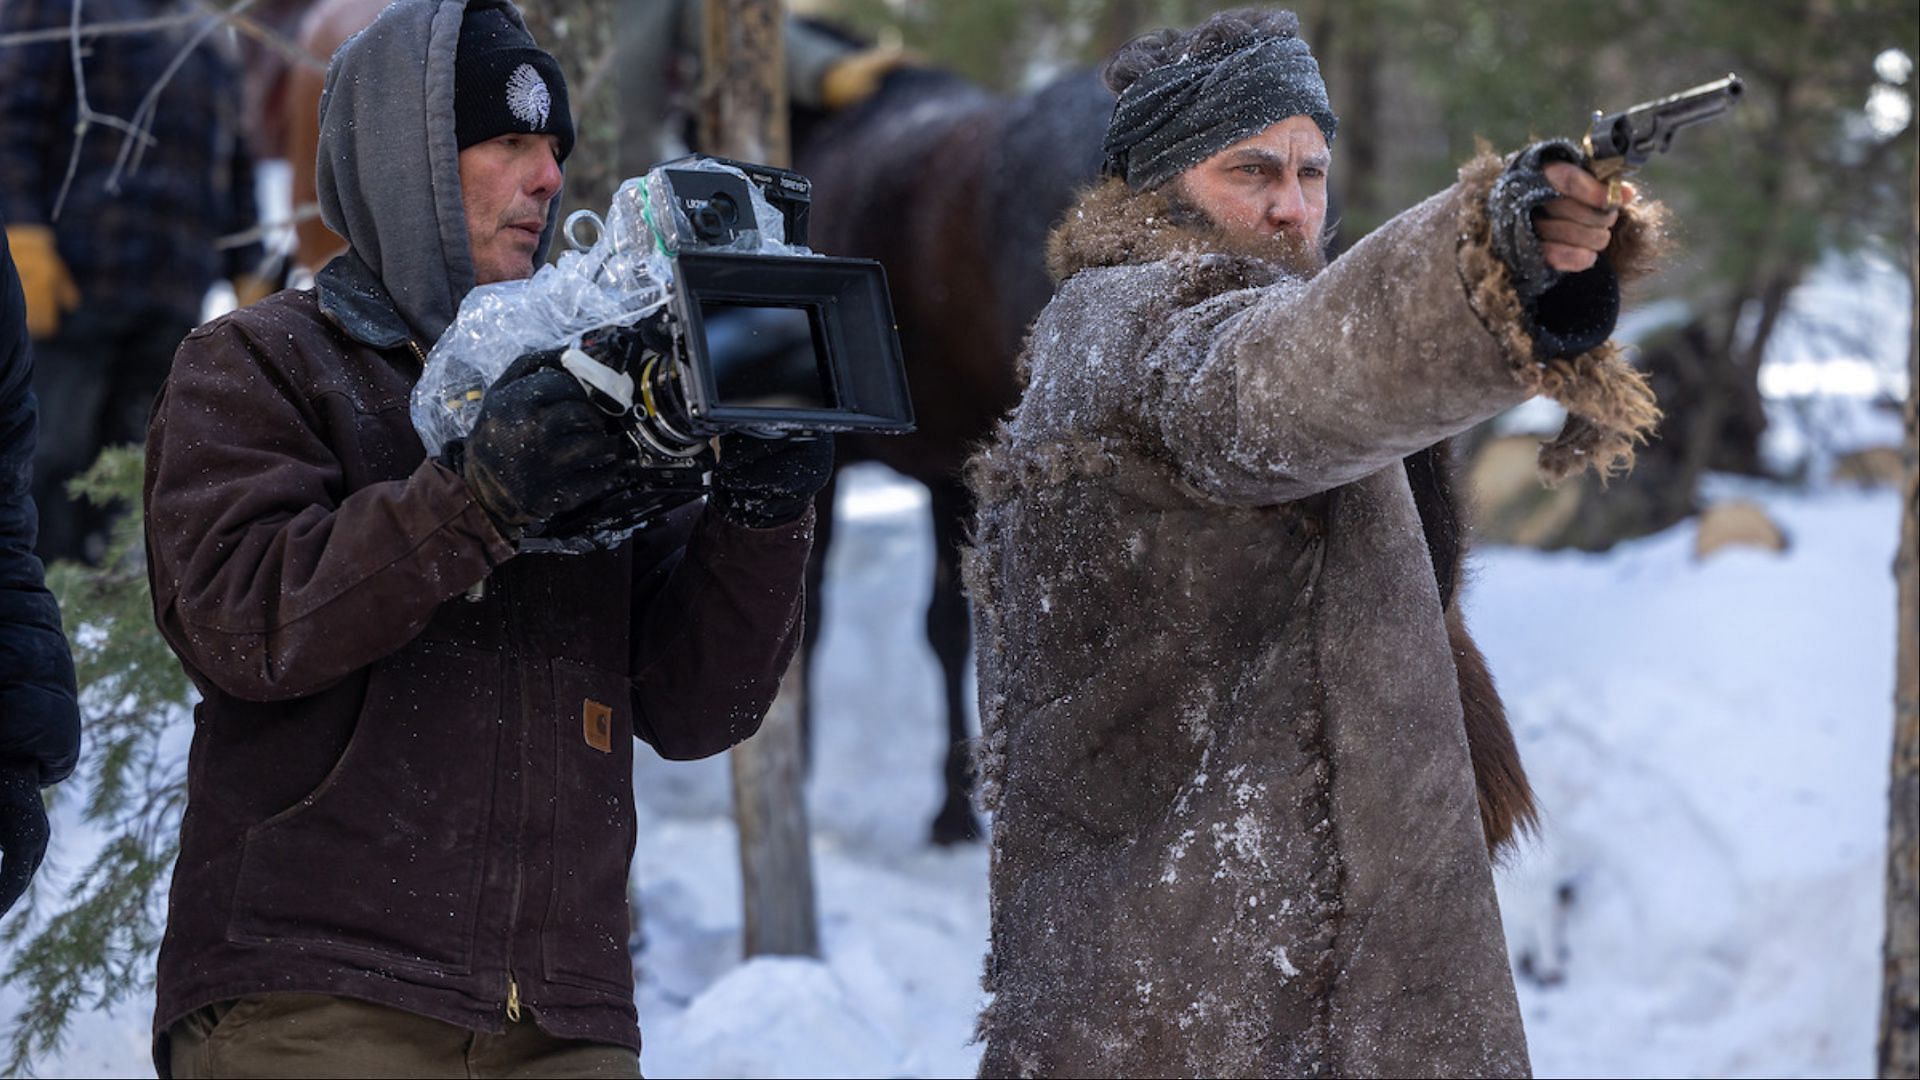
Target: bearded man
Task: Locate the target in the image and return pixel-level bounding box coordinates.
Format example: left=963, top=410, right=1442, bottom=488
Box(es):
left=964, top=9, right=1662, bottom=1077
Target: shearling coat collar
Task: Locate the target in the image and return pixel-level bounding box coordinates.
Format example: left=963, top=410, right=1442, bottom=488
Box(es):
left=1046, top=177, right=1297, bottom=284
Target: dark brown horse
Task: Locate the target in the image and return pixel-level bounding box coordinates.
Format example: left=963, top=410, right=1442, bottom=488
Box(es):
left=793, top=66, right=1115, bottom=844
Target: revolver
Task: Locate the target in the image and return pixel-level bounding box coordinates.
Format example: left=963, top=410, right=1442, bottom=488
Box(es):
left=1583, top=74, right=1744, bottom=207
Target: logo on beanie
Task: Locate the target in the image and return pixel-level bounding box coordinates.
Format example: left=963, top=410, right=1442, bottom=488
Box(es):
left=506, top=62, right=551, bottom=128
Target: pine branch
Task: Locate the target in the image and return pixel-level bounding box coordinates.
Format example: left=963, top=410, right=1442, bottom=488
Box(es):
left=0, top=448, right=193, bottom=1077
left=1, top=833, right=177, bottom=1075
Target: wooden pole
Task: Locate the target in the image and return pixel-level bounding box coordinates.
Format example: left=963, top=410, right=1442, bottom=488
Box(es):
left=1876, top=147, right=1918, bottom=1080
left=700, top=0, right=818, bottom=960
left=699, top=0, right=789, bottom=167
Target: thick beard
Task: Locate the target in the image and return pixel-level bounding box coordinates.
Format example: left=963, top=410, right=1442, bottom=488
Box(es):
left=1257, top=226, right=1327, bottom=278
left=1163, top=187, right=1328, bottom=278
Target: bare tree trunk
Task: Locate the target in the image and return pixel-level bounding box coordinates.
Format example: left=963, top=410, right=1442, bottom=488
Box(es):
left=519, top=0, right=623, bottom=221
left=700, top=0, right=789, bottom=167
left=1714, top=265, right=1800, bottom=476
left=730, top=662, right=819, bottom=958
left=1091, top=0, right=1151, bottom=62
left=701, top=0, right=820, bottom=960
left=1328, top=0, right=1383, bottom=251
left=1878, top=153, right=1919, bottom=1080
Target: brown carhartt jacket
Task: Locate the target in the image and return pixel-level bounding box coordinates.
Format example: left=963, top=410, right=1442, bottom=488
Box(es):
left=964, top=161, right=1660, bottom=1078
left=143, top=276, right=810, bottom=1067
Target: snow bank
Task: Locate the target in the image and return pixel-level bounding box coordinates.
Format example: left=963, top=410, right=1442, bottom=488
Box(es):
left=0, top=464, right=1900, bottom=1080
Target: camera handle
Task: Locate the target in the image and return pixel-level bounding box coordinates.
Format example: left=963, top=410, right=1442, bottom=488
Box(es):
left=560, top=207, right=653, bottom=298
left=563, top=208, right=603, bottom=252
left=560, top=345, right=635, bottom=412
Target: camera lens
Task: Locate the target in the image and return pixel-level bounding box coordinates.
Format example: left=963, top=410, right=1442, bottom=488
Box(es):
left=692, top=193, right=740, bottom=243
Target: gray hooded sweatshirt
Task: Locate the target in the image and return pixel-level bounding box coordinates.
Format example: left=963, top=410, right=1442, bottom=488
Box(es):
left=314, top=0, right=560, bottom=348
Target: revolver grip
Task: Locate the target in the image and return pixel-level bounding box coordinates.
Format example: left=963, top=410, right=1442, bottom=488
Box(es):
left=1581, top=145, right=1633, bottom=209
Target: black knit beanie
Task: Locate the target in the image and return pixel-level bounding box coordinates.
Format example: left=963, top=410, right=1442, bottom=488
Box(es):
left=454, top=4, right=574, bottom=162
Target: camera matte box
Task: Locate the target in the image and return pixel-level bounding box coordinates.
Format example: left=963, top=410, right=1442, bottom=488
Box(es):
left=672, top=250, right=914, bottom=435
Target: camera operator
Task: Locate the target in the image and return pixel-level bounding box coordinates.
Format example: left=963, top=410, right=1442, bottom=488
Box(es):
left=141, top=2, right=827, bottom=1075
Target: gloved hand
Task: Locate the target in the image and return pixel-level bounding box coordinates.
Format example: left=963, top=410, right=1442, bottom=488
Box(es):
left=0, top=761, right=50, bottom=917
left=5, top=224, right=80, bottom=340
left=1486, top=139, right=1622, bottom=359
left=444, top=351, right=639, bottom=532
left=1487, top=140, right=1592, bottom=300
left=710, top=434, right=833, bottom=529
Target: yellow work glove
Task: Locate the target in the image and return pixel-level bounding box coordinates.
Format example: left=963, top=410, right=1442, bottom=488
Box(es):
left=232, top=273, right=275, bottom=309
left=5, top=224, right=80, bottom=340
left=820, top=48, right=914, bottom=111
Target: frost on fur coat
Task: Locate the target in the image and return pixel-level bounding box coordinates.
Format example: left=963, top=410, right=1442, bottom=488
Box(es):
left=962, top=158, right=1663, bottom=1079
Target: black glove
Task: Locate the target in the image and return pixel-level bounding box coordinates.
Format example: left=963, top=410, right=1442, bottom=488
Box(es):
left=444, top=351, right=639, bottom=531
left=0, top=761, right=50, bottom=917
left=709, top=434, right=834, bottom=529
left=1486, top=139, right=1619, bottom=359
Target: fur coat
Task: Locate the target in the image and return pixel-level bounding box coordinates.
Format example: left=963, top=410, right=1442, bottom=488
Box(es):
left=962, top=159, right=1660, bottom=1078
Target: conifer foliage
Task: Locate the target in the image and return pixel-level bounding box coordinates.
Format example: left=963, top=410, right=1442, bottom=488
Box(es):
left=1, top=448, right=190, bottom=1073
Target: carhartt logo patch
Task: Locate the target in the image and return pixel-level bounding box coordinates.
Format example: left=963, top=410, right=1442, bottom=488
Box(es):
left=506, top=63, right=551, bottom=128
left=583, top=699, right=612, bottom=753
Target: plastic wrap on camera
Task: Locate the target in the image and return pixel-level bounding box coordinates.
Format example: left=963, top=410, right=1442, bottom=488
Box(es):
left=411, top=160, right=812, bottom=458
left=411, top=178, right=675, bottom=457
left=641, top=155, right=809, bottom=254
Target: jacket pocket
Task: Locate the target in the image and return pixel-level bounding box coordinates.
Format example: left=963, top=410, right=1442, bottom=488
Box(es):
left=540, top=657, right=639, bottom=993
left=228, top=641, right=503, bottom=973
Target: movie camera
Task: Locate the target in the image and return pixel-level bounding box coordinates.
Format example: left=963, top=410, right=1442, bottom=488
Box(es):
left=414, top=155, right=913, bottom=551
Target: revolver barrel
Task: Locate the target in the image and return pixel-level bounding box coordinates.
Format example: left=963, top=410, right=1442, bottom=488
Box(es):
left=1585, top=74, right=1744, bottom=171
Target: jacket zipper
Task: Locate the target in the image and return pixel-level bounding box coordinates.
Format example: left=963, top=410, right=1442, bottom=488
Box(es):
left=411, top=335, right=526, bottom=1024
left=499, top=564, right=535, bottom=1025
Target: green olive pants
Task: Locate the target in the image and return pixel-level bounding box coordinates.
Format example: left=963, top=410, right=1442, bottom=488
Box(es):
left=167, top=992, right=642, bottom=1079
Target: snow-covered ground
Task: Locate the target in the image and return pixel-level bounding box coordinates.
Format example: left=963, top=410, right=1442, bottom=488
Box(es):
left=1479, top=474, right=1900, bottom=1079
left=628, top=465, right=1906, bottom=1080
left=2, top=459, right=1905, bottom=1078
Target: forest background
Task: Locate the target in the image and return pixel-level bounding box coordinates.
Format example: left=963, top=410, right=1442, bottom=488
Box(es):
left=2, top=0, right=1914, bottom=1076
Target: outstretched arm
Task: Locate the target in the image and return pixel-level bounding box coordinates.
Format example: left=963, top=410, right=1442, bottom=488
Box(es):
left=1153, top=152, right=1632, bottom=504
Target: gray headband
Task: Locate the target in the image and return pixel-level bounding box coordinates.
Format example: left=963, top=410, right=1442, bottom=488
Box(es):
left=1103, top=35, right=1338, bottom=192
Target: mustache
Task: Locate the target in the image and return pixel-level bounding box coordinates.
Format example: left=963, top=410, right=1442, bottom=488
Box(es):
left=1162, top=188, right=1329, bottom=278
left=498, top=204, right=551, bottom=230
left=1261, top=226, right=1327, bottom=278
